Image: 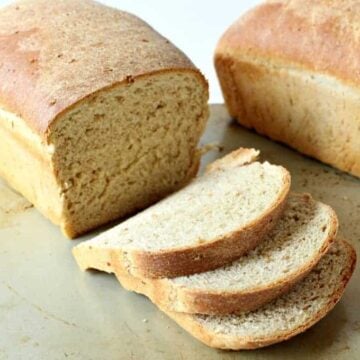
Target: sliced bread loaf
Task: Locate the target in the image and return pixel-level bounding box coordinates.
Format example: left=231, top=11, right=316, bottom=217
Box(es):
left=122, top=239, right=356, bottom=350
left=0, top=0, right=209, bottom=238
left=73, top=149, right=290, bottom=278
left=115, top=193, right=338, bottom=314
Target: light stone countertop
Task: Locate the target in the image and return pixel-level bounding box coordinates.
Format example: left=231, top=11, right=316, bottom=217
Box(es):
left=0, top=104, right=359, bottom=360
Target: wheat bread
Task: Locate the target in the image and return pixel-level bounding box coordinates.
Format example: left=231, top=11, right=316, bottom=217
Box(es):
left=122, top=239, right=356, bottom=350
left=0, top=0, right=208, bottom=238
left=215, top=0, right=360, bottom=177
left=115, top=193, right=338, bottom=314
left=73, top=149, right=290, bottom=278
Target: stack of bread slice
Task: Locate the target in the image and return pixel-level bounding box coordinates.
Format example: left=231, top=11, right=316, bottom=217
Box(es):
left=73, top=148, right=356, bottom=350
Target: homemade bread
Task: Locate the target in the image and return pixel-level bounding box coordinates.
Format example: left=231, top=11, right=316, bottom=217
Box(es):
left=0, top=0, right=209, bottom=238
left=126, top=239, right=356, bottom=350
left=215, top=0, right=360, bottom=177
left=115, top=193, right=338, bottom=314
left=73, top=149, right=290, bottom=278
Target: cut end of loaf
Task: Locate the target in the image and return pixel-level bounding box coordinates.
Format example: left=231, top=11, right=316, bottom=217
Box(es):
left=48, top=70, right=208, bottom=238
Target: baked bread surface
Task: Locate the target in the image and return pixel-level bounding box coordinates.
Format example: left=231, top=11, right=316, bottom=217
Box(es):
left=0, top=0, right=201, bottom=133
left=215, top=0, right=360, bottom=177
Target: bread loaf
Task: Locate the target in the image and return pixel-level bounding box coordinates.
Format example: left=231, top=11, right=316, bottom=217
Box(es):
left=215, top=0, right=360, bottom=177
left=0, top=0, right=209, bottom=238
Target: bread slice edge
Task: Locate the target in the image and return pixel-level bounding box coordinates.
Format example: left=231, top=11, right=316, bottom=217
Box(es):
left=114, top=194, right=338, bottom=314
left=156, top=239, right=356, bottom=350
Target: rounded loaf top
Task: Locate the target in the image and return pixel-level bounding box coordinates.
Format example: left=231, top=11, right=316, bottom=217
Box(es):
left=0, top=0, right=205, bottom=135
left=216, top=0, right=360, bottom=89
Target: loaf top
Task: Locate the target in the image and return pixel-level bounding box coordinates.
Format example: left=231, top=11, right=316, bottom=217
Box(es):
left=0, top=0, right=204, bottom=135
left=217, top=0, right=360, bottom=87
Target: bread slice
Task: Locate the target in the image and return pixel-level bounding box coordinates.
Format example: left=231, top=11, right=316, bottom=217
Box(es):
left=73, top=149, right=290, bottom=278
left=119, top=239, right=356, bottom=350
left=115, top=193, right=338, bottom=314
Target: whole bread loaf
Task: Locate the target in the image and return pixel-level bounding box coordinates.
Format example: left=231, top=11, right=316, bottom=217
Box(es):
left=0, top=0, right=208, bottom=238
left=215, top=0, right=360, bottom=177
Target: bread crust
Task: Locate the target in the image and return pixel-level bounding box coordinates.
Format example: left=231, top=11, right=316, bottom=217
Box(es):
left=216, top=0, right=360, bottom=87
left=157, top=239, right=357, bottom=350
left=215, top=0, right=360, bottom=177
left=0, top=0, right=207, bottom=137
left=114, top=196, right=338, bottom=314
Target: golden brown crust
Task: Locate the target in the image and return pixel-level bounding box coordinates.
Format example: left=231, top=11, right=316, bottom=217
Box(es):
left=216, top=0, right=360, bottom=87
left=109, top=169, right=290, bottom=278
left=0, top=0, right=206, bottom=136
left=160, top=239, right=357, bottom=350
left=114, top=197, right=338, bottom=314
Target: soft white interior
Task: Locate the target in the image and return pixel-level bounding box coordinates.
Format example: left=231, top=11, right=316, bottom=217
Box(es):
left=81, top=161, right=287, bottom=251
left=171, top=193, right=333, bottom=291
left=194, top=240, right=349, bottom=337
